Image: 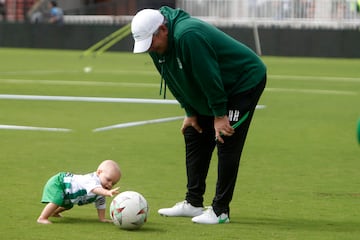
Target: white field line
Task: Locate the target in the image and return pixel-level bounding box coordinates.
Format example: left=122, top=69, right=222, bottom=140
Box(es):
left=0, top=94, right=265, bottom=132
left=93, top=116, right=184, bottom=132
left=270, top=75, right=360, bottom=83
left=0, top=124, right=71, bottom=132
left=0, top=79, right=158, bottom=88
left=1, top=72, right=360, bottom=82
left=266, top=88, right=357, bottom=95
left=0, top=69, right=157, bottom=76
left=0, top=94, right=266, bottom=108
left=0, top=69, right=359, bottom=82
left=1, top=72, right=355, bottom=132
left=0, top=70, right=80, bottom=75
left=0, top=94, right=266, bottom=109
left=1, top=74, right=360, bottom=87
left=0, top=76, right=358, bottom=96
left=94, top=106, right=266, bottom=132
left=0, top=94, right=179, bottom=104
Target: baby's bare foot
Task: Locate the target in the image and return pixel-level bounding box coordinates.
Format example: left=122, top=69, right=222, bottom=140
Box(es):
left=37, top=218, right=52, bottom=224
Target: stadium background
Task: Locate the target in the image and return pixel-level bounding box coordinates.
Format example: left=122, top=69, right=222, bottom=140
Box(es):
left=0, top=0, right=360, bottom=57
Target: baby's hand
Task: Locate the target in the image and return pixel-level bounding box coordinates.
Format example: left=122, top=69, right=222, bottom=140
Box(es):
left=109, top=187, right=120, bottom=197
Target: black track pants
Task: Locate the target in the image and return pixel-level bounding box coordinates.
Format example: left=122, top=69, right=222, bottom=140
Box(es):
left=184, top=77, right=266, bottom=216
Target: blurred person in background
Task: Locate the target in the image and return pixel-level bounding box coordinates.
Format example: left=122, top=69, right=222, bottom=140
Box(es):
left=0, top=0, right=6, bottom=21
left=48, top=0, right=63, bottom=25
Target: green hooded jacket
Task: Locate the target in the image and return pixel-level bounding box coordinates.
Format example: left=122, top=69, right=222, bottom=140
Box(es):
left=149, top=6, right=266, bottom=117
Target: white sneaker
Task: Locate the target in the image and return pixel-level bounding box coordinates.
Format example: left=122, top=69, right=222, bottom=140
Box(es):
left=191, top=207, right=230, bottom=224
left=158, top=200, right=203, bottom=217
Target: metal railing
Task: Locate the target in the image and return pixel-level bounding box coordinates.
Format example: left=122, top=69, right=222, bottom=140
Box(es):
left=177, top=0, right=359, bottom=19
left=176, top=0, right=360, bottom=28
left=4, top=0, right=358, bottom=29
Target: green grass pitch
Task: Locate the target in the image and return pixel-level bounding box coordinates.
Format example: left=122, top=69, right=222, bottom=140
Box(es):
left=0, top=48, right=359, bottom=240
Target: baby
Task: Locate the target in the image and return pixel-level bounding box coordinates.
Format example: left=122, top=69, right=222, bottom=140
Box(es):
left=37, top=159, right=121, bottom=224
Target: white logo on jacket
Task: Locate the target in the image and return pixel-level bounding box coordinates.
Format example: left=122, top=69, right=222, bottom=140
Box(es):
left=176, top=57, right=183, bottom=69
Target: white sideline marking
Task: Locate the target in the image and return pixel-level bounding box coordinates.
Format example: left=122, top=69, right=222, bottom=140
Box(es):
left=93, top=116, right=184, bottom=132
left=0, top=74, right=359, bottom=88
left=0, top=79, right=158, bottom=88
left=271, top=75, right=360, bottom=83
left=0, top=93, right=266, bottom=108
left=0, top=124, right=71, bottom=132
left=0, top=94, right=179, bottom=104
left=266, top=88, right=356, bottom=95
left=0, top=95, right=266, bottom=132
left=0, top=69, right=157, bottom=76
left=0, top=70, right=359, bottom=82
left=94, top=106, right=266, bottom=132
left=0, top=70, right=80, bottom=75
left=0, top=79, right=357, bottom=96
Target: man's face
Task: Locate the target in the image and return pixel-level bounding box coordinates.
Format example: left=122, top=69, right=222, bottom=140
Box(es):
left=148, top=25, right=168, bottom=55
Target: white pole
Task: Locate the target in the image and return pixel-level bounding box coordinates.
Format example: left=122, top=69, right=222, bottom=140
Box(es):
left=253, top=21, right=262, bottom=56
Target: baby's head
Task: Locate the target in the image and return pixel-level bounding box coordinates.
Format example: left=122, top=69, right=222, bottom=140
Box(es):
left=96, top=160, right=121, bottom=190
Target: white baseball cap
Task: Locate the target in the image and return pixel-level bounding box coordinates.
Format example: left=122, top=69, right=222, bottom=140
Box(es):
left=131, top=9, right=164, bottom=53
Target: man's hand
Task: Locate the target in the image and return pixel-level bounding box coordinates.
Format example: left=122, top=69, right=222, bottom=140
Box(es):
left=181, top=116, right=202, bottom=134
left=214, top=116, right=234, bottom=143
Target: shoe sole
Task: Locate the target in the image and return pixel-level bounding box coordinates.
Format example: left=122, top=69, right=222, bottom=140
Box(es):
left=192, top=219, right=230, bottom=224
left=159, top=213, right=201, bottom=217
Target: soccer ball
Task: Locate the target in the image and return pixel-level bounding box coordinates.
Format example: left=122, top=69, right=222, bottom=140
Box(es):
left=110, top=191, right=149, bottom=230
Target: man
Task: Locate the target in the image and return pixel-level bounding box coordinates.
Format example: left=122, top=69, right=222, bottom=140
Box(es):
left=0, top=0, right=6, bottom=21
left=48, top=0, right=63, bottom=25
left=131, top=6, right=266, bottom=224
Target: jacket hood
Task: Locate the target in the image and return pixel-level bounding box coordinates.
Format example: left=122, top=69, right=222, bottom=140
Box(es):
left=159, top=6, right=190, bottom=55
